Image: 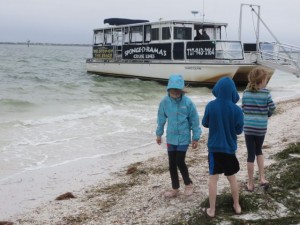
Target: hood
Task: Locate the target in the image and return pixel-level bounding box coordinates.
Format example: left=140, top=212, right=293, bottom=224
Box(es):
left=167, top=74, right=185, bottom=91
left=212, top=77, right=240, bottom=103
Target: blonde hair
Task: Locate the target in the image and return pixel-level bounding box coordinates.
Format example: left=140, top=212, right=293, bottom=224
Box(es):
left=246, top=67, right=269, bottom=92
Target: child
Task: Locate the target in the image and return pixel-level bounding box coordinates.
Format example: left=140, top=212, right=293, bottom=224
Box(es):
left=202, top=77, right=243, bottom=217
left=242, top=67, right=276, bottom=192
left=156, top=74, right=201, bottom=198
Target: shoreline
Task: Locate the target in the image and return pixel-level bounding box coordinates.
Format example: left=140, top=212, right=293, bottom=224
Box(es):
left=0, top=141, right=164, bottom=219
left=2, top=97, right=300, bottom=224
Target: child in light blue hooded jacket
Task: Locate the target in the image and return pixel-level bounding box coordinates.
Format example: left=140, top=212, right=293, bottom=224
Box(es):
left=156, top=74, right=201, bottom=198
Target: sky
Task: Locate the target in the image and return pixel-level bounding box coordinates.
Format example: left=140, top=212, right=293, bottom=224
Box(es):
left=1, top=0, right=299, bottom=46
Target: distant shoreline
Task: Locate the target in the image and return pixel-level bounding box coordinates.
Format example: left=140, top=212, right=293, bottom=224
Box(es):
left=0, top=42, right=91, bottom=47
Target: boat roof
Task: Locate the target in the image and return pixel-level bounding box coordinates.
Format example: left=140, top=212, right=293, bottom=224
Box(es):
left=104, top=18, right=150, bottom=25
left=95, top=18, right=228, bottom=30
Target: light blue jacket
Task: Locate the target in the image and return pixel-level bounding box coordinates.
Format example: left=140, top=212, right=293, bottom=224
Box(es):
left=156, top=75, right=201, bottom=145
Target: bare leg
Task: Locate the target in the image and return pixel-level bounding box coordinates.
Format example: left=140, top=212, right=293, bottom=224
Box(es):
left=227, top=175, right=241, bottom=214
left=207, top=174, right=218, bottom=217
left=257, top=155, right=268, bottom=184
left=247, top=162, right=255, bottom=190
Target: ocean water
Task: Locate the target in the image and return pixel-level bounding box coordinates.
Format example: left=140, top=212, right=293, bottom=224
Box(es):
left=0, top=44, right=300, bottom=217
left=1, top=44, right=300, bottom=180
left=0, top=44, right=211, bottom=182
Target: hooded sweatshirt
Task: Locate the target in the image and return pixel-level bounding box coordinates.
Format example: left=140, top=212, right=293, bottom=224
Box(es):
left=202, top=77, right=244, bottom=154
left=156, top=75, right=201, bottom=146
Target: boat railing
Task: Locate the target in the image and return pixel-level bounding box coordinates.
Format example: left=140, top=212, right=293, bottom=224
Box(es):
left=258, top=42, right=300, bottom=77
left=239, top=4, right=300, bottom=77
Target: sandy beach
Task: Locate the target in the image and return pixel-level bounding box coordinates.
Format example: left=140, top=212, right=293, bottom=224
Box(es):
left=2, top=97, right=300, bottom=225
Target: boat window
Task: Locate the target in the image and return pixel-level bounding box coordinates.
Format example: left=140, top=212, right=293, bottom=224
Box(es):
left=113, top=28, right=123, bottom=45
left=260, top=42, right=275, bottom=59
left=193, top=26, right=222, bottom=40
left=94, top=30, right=104, bottom=45
left=215, top=27, right=221, bottom=40
left=104, top=29, right=112, bottom=45
left=124, top=27, right=129, bottom=44
left=215, top=41, right=243, bottom=60
left=174, top=27, right=192, bottom=40
left=204, top=28, right=214, bottom=40
left=144, top=25, right=151, bottom=42
left=162, top=27, right=171, bottom=40
left=151, top=28, right=159, bottom=41
left=130, top=26, right=143, bottom=43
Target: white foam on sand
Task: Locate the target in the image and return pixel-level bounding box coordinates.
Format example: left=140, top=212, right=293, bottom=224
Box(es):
left=0, top=140, right=164, bottom=219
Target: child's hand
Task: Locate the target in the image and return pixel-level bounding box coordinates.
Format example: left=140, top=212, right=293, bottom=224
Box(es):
left=192, top=140, right=198, bottom=149
left=156, top=136, right=162, bottom=145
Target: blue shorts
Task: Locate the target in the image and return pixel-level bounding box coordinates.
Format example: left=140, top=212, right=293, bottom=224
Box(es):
left=167, top=144, right=189, bottom=152
left=208, top=152, right=240, bottom=176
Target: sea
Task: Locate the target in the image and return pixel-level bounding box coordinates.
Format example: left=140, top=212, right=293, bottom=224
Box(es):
left=0, top=44, right=300, bottom=218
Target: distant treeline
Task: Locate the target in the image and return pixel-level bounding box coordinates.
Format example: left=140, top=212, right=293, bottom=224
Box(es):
left=0, top=42, right=91, bottom=47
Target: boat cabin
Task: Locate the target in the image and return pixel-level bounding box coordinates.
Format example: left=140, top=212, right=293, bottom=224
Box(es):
left=91, top=18, right=244, bottom=62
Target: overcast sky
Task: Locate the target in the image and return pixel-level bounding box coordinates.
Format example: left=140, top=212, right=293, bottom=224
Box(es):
left=1, top=0, right=299, bottom=46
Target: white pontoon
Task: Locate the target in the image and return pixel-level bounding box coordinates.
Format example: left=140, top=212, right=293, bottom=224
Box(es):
left=86, top=4, right=300, bottom=85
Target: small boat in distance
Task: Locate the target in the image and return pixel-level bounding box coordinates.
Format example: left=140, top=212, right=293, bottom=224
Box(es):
left=86, top=4, right=300, bottom=85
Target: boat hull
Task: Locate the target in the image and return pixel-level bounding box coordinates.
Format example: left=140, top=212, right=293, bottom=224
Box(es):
left=233, top=65, right=275, bottom=85
left=86, top=61, right=274, bottom=85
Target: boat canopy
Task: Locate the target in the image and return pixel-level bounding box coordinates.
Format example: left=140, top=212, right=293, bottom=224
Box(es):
left=104, top=18, right=149, bottom=25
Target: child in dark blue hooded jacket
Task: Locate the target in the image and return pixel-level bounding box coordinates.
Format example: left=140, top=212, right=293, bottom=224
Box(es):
left=202, top=77, right=243, bottom=217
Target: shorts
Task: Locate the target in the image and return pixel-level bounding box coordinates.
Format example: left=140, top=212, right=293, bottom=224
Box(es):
left=208, top=152, right=240, bottom=176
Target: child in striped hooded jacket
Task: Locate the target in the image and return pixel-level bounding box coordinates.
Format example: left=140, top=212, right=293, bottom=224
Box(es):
left=242, top=67, right=276, bottom=192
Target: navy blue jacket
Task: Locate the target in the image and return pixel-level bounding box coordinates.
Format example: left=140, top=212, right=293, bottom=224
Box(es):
left=202, top=77, right=244, bottom=154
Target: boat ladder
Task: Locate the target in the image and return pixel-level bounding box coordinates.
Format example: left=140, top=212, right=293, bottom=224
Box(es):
left=257, top=42, right=300, bottom=77
left=113, top=28, right=123, bottom=60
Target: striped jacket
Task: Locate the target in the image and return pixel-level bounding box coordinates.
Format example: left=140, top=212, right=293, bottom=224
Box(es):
left=242, top=89, right=276, bottom=136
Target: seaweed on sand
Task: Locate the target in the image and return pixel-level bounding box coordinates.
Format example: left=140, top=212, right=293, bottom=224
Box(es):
left=170, top=143, right=300, bottom=225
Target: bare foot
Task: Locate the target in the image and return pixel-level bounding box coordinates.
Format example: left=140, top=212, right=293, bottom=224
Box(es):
left=260, top=179, right=269, bottom=186
left=202, top=208, right=215, bottom=218
left=163, top=189, right=179, bottom=198
left=245, top=183, right=254, bottom=192
left=260, top=181, right=270, bottom=190
left=233, top=204, right=242, bottom=215
left=184, top=184, right=193, bottom=196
